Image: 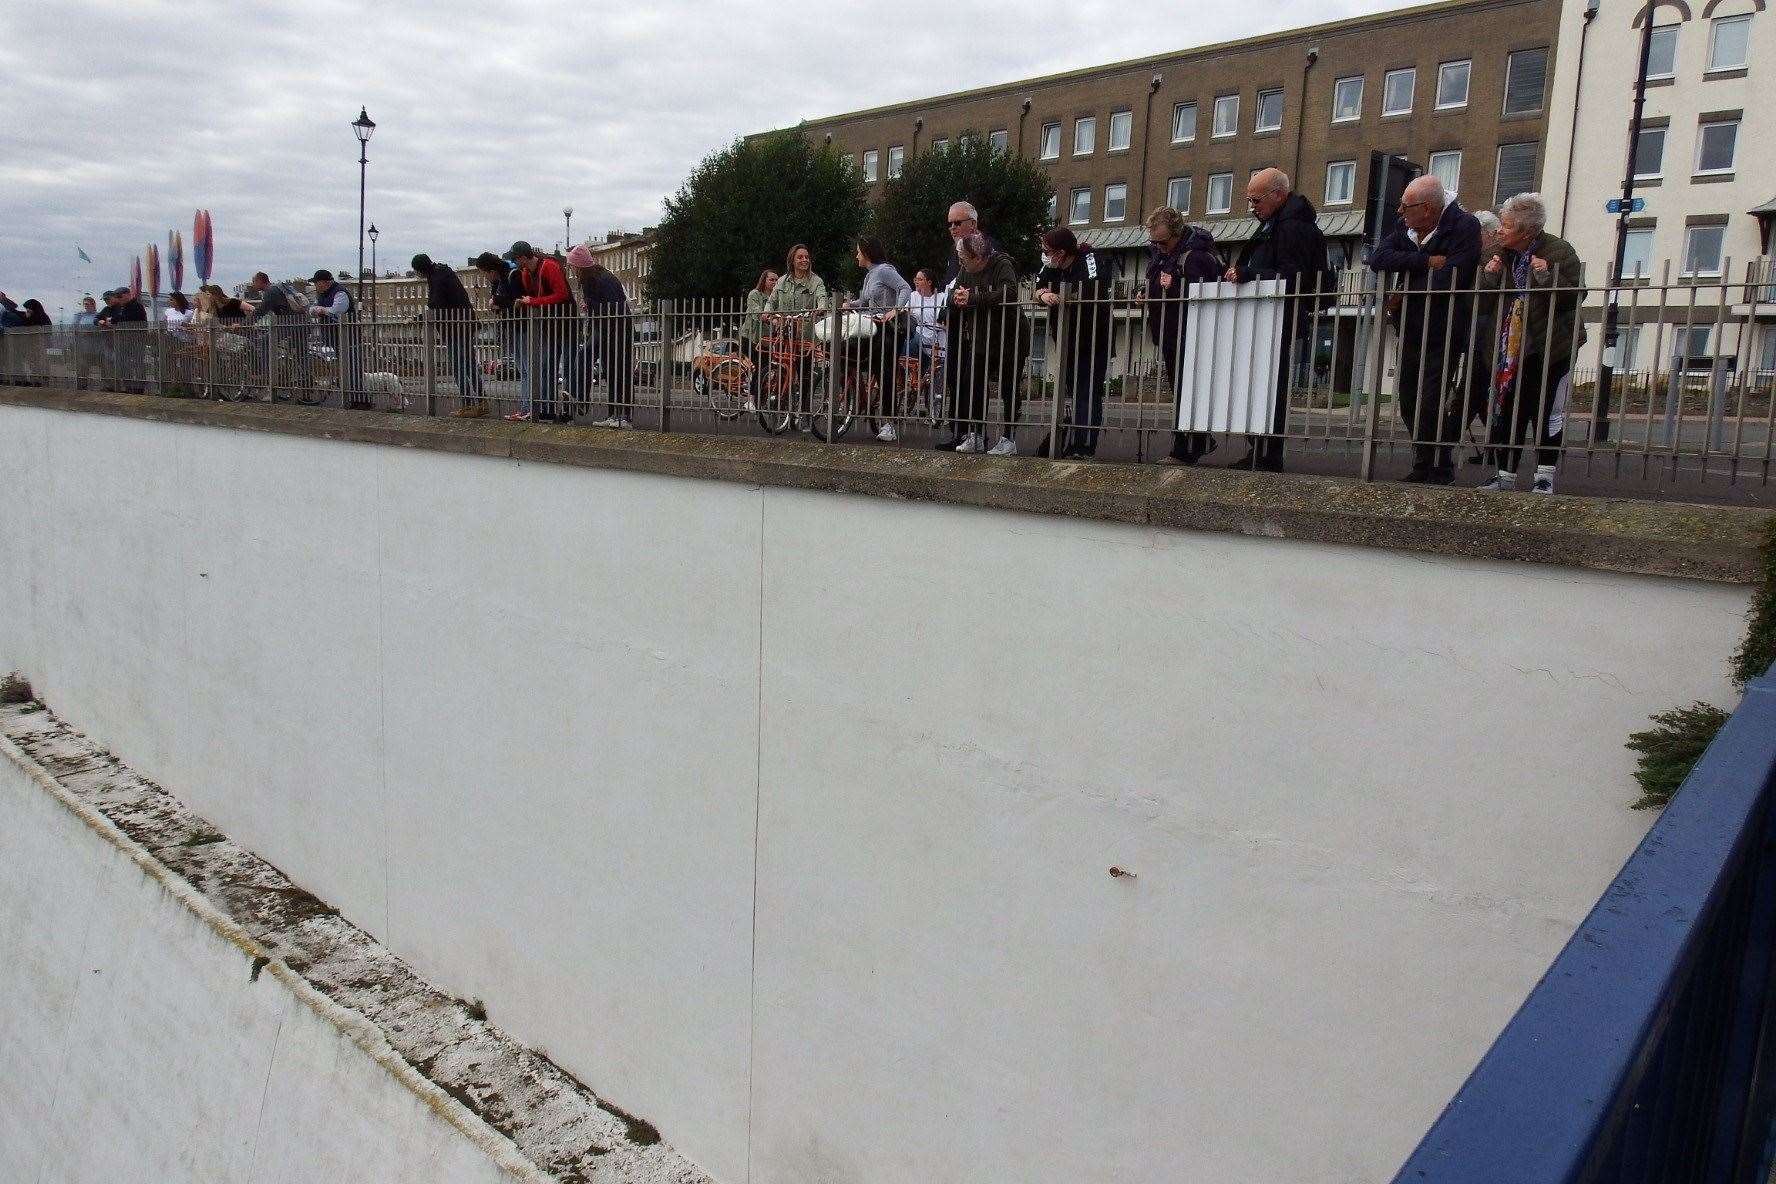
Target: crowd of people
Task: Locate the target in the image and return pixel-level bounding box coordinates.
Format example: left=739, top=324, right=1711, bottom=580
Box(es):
left=2, top=173, right=1583, bottom=490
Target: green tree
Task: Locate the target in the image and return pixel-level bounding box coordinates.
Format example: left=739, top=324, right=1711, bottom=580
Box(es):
left=870, top=134, right=1054, bottom=282
left=647, top=130, right=869, bottom=302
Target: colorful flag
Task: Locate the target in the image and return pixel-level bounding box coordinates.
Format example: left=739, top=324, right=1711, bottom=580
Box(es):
left=129, top=256, right=142, bottom=302
left=77, top=246, right=93, bottom=264
left=146, top=242, right=161, bottom=299
left=169, top=230, right=184, bottom=293
left=194, top=209, right=214, bottom=284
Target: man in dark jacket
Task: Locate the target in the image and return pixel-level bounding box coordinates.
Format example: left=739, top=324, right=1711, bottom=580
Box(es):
left=1144, top=209, right=1224, bottom=464
left=308, top=270, right=367, bottom=408
left=1226, top=169, right=1329, bottom=471
left=565, top=244, right=634, bottom=427
left=1369, top=176, right=1483, bottom=483
left=103, top=287, right=149, bottom=392
left=935, top=200, right=1003, bottom=449
left=1034, top=227, right=1115, bottom=458
left=243, top=272, right=307, bottom=399
left=414, top=254, right=485, bottom=416
left=475, top=251, right=525, bottom=416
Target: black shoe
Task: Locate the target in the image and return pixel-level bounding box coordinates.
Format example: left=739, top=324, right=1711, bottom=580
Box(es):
left=933, top=436, right=961, bottom=451
left=1401, top=465, right=1435, bottom=484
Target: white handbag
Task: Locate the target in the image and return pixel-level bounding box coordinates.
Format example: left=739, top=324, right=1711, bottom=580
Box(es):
left=813, top=311, right=876, bottom=344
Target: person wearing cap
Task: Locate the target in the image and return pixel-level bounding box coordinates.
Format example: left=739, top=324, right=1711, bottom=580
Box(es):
left=413, top=254, right=485, bottom=417
left=97, top=286, right=148, bottom=392
left=474, top=250, right=526, bottom=416
left=306, top=269, right=367, bottom=408
left=564, top=243, right=634, bottom=427
left=507, top=240, right=575, bottom=422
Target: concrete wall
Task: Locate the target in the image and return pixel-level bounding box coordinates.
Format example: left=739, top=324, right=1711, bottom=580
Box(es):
left=0, top=734, right=528, bottom=1184
left=0, top=401, right=1750, bottom=1183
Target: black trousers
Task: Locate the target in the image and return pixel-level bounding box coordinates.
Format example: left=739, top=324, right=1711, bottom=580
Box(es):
left=1489, top=353, right=1569, bottom=472
left=1159, top=334, right=1213, bottom=460
left=1060, top=344, right=1110, bottom=454
left=1398, top=340, right=1463, bottom=471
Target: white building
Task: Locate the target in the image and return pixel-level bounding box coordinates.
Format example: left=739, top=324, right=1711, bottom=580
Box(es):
left=1543, top=0, right=1774, bottom=375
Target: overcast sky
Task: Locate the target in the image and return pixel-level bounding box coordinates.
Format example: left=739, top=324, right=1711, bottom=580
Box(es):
left=2, top=0, right=1408, bottom=317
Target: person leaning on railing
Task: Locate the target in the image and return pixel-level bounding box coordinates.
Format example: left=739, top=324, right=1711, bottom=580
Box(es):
left=1476, top=192, right=1583, bottom=496
left=72, top=295, right=102, bottom=389
left=307, top=269, right=367, bottom=409
left=1144, top=210, right=1224, bottom=466
left=842, top=236, right=911, bottom=442
left=1034, top=226, right=1115, bottom=459
left=98, top=286, right=148, bottom=393
left=565, top=244, right=635, bottom=429
left=507, top=241, right=576, bottom=423
left=0, top=292, right=52, bottom=386
left=947, top=231, right=1025, bottom=456
left=412, top=254, right=484, bottom=417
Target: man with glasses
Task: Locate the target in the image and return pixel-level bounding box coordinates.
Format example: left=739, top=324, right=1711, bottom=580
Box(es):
left=1369, top=175, right=1482, bottom=484
left=1222, top=168, right=1329, bottom=471
left=936, top=201, right=999, bottom=450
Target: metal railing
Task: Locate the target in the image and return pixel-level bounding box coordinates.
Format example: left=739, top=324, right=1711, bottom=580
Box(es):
left=5, top=262, right=1773, bottom=496
left=1391, top=674, right=1776, bottom=1183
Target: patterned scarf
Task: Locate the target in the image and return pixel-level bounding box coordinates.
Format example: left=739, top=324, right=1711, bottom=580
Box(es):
left=1494, top=239, right=1539, bottom=410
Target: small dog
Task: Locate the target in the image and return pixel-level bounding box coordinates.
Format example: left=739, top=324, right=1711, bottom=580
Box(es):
left=365, top=372, right=403, bottom=395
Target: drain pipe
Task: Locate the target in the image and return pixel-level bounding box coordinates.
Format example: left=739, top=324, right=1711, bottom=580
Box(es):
left=1558, top=0, right=1599, bottom=237
left=1137, top=74, right=1162, bottom=218
left=1293, top=47, right=1319, bottom=183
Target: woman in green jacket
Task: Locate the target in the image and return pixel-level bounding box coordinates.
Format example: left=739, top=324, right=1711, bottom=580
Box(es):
left=763, top=244, right=828, bottom=413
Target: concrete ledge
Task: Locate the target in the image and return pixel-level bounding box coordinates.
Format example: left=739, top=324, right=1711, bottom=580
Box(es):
left=4, top=384, right=1770, bottom=583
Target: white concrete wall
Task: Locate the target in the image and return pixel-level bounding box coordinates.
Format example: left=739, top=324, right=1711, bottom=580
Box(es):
left=0, top=402, right=1750, bottom=1183
left=0, top=737, right=527, bottom=1184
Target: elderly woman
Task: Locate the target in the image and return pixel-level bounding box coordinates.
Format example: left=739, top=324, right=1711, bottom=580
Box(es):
left=948, top=231, right=1024, bottom=455
left=1476, top=193, right=1582, bottom=494
left=842, top=237, right=911, bottom=442
left=1143, top=206, right=1223, bottom=464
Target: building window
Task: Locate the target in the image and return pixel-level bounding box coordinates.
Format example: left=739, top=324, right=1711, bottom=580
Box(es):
left=1070, top=187, right=1092, bottom=225
left=933, top=137, right=949, bottom=154
left=1709, top=14, right=1752, bottom=72
left=1503, top=47, right=1549, bottom=116
left=1213, top=94, right=1239, bottom=138
left=1108, top=109, right=1133, bottom=151
left=1684, top=225, right=1726, bottom=277
left=988, top=129, right=1009, bottom=154
left=1105, top=183, right=1128, bottom=221
left=1695, top=117, right=1739, bottom=175
left=1167, top=175, right=1193, bottom=212
left=1494, top=142, right=1537, bottom=205
left=1172, top=101, right=1197, bottom=143
left=862, top=149, right=878, bottom=182
left=1074, top=117, right=1097, bottom=156
left=1647, top=25, right=1679, bottom=79
left=1332, top=76, right=1364, bottom=123
left=1429, top=150, right=1463, bottom=193
left=887, top=145, right=905, bottom=179
left=1324, top=160, right=1356, bottom=206
left=1633, top=126, right=1666, bottom=179
left=1039, top=122, right=1060, bottom=160
left=841, top=153, right=855, bottom=173
left=1621, top=228, right=1655, bottom=279
left=1207, top=171, right=1234, bottom=214
left=1255, top=88, right=1284, bottom=133
left=1437, top=59, right=1472, bottom=110
left=1382, top=68, right=1415, bottom=116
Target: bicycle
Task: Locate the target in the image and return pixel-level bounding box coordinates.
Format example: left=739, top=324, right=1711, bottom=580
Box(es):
left=754, top=318, right=830, bottom=436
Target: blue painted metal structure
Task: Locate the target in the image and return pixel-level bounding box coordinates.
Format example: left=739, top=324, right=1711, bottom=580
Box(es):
left=1394, top=675, right=1776, bottom=1184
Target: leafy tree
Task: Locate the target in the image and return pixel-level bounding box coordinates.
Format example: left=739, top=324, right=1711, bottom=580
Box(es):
left=648, top=129, right=869, bottom=302
left=871, top=134, right=1054, bottom=282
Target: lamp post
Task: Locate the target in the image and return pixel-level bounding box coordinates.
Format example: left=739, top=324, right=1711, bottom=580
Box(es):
left=564, top=206, right=574, bottom=250
left=352, top=107, right=376, bottom=320
left=366, top=222, right=380, bottom=360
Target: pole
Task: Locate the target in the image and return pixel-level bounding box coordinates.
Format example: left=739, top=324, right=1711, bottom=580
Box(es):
left=356, top=139, right=367, bottom=328
left=1597, top=6, right=1657, bottom=446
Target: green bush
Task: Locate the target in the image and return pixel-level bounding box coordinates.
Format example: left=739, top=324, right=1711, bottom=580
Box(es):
left=1730, top=519, right=1776, bottom=689
left=1626, top=703, right=1730, bottom=810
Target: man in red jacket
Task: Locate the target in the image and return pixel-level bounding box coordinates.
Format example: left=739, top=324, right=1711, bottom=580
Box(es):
left=507, top=240, right=576, bottom=421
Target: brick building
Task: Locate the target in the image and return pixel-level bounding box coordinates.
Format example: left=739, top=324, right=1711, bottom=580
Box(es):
left=581, top=230, right=656, bottom=302
left=783, top=0, right=1561, bottom=270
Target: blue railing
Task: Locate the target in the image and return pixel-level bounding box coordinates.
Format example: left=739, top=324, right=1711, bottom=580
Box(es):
left=1394, top=674, right=1776, bottom=1184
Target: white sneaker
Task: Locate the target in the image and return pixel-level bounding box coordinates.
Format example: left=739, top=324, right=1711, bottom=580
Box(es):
left=1531, top=476, right=1555, bottom=495
left=1477, top=473, right=1517, bottom=492
left=987, top=436, right=1017, bottom=457
left=877, top=423, right=899, bottom=442
left=955, top=432, right=984, bottom=454
left=744, top=399, right=758, bottom=413
left=615, top=417, right=633, bottom=430
left=593, top=416, right=621, bottom=428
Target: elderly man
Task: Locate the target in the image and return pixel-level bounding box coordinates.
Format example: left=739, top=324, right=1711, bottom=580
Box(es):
left=935, top=201, right=998, bottom=450
left=1369, top=175, right=1483, bottom=483
left=307, top=269, right=367, bottom=408
left=1476, top=193, right=1582, bottom=494
left=1223, top=168, right=1328, bottom=471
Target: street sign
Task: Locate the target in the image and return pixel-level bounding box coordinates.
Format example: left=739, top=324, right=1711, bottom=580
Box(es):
left=1607, top=197, right=1648, bottom=214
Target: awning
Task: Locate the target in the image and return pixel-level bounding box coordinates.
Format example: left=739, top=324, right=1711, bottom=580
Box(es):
left=1079, top=209, right=1366, bottom=250
left=1748, top=196, right=1776, bottom=217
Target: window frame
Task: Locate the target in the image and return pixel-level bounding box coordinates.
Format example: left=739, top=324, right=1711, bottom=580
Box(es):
left=1069, top=186, right=1093, bottom=225
left=1620, top=227, right=1655, bottom=280
left=932, top=137, right=949, bottom=155
left=1502, top=47, right=1549, bottom=117
left=988, top=129, right=1009, bottom=155
left=1332, top=75, right=1364, bottom=124
left=1694, top=117, right=1740, bottom=176
left=1171, top=101, right=1197, bottom=144
left=1039, top=122, right=1060, bottom=161
left=1074, top=116, right=1097, bottom=157
left=1324, top=159, right=1357, bottom=207
left=1108, top=109, right=1133, bottom=152
left=1633, top=125, right=1666, bottom=180
left=1683, top=224, right=1726, bottom=278
left=1708, top=14, right=1752, bottom=73
left=1212, top=94, right=1240, bottom=139
left=861, top=149, right=879, bottom=183
left=1646, top=24, right=1680, bottom=80
left=1166, top=175, right=1193, bottom=213
left=1382, top=68, right=1416, bottom=116
left=1494, top=141, right=1538, bottom=206
left=1104, top=182, right=1129, bottom=222
left=887, top=145, right=905, bottom=179
left=1429, top=150, right=1463, bottom=194
left=1255, top=88, right=1285, bottom=133
left=1207, top=171, right=1234, bottom=214
left=1436, top=59, right=1472, bottom=111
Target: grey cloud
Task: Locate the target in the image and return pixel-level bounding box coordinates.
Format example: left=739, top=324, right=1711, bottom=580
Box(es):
left=2, top=0, right=1380, bottom=316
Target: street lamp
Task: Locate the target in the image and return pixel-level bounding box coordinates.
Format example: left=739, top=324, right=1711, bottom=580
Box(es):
left=366, top=222, right=379, bottom=322
left=564, top=206, right=574, bottom=249
left=352, top=107, right=376, bottom=318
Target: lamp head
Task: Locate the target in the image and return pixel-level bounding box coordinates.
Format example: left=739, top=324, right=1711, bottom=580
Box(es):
left=351, top=107, right=376, bottom=144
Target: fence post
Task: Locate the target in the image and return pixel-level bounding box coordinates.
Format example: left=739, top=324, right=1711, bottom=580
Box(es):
left=825, top=289, right=840, bottom=444
left=151, top=319, right=164, bottom=396
left=205, top=324, right=217, bottom=399
left=1359, top=273, right=1389, bottom=482
left=263, top=322, right=274, bottom=403
left=658, top=300, right=673, bottom=432
left=422, top=310, right=437, bottom=417
left=1049, top=283, right=1069, bottom=458
left=338, top=315, right=350, bottom=408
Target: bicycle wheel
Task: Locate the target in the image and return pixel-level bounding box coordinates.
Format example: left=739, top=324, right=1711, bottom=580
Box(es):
left=755, top=362, right=795, bottom=435
left=807, top=370, right=857, bottom=442
left=706, top=358, right=749, bottom=421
